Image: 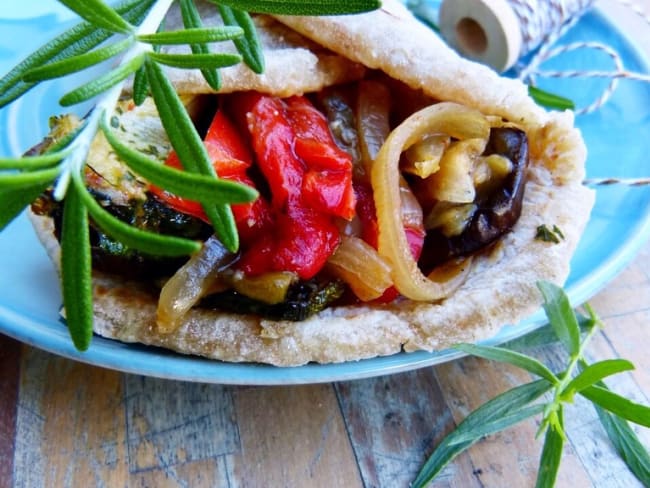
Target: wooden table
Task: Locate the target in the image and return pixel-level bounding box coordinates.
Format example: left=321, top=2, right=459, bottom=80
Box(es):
left=3, top=2, right=650, bottom=488
left=0, top=243, right=648, bottom=488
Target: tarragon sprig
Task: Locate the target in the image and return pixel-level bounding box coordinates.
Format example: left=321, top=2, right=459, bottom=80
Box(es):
left=0, top=0, right=380, bottom=350
left=412, top=281, right=650, bottom=488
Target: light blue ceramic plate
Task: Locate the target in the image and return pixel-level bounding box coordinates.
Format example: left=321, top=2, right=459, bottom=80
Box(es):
left=1, top=5, right=650, bottom=384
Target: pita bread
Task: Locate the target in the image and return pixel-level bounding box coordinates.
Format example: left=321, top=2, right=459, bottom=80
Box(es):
left=30, top=1, right=594, bottom=366
left=129, top=2, right=367, bottom=97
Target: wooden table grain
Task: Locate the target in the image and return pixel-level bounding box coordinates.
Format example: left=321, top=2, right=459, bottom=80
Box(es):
left=3, top=2, right=650, bottom=487
left=0, top=242, right=648, bottom=488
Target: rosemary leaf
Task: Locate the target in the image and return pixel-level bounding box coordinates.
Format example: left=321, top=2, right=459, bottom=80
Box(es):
left=179, top=0, right=221, bottom=90
left=218, top=5, right=265, bottom=73
left=209, top=0, right=381, bottom=15
left=147, top=52, right=242, bottom=70
left=23, top=37, right=135, bottom=82
left=100, top=114, right=258, bottom=204
left=60, top=54, right=145, bottom=106
left=562, top=359, right=635, bottom=398
left=144, top=58, right=239, bottom=252
left=138, top=26, right=244, bottom=45
left=455, top=343, right=559, bottom=385
left=537, top=281, right=581, bottom=357
left=411, top=379, right=553, bottom=488
left=580, top=385, right=650, bottom=428
left=0, top=151, right=69, bottom=170
left=0, top=0, right=155, bottom=108
left=60, top=181, right=94, bottom=351
left=0, top=166, right=62, bottom=187
left=57, top=0, right=134, bottom=34
left=0, top=182, right=54, bottom=230
left=535, top=408, right=565, bottom=488
left=72, top=173, right=201, bottom=257
left=132, top=65, right=149, bottom=106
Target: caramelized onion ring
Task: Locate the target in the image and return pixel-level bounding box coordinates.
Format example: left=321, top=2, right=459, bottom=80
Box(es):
left=327, top=235, right=393, bottom=301
left=157, top=235, right=235, bottom=333
left=372, top=102, right=489, bottom=301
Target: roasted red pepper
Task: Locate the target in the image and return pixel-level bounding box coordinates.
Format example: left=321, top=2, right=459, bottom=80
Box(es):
left=150, top=108, right=272, bottom=245
left=231, top=93, right=355, bottom=279
left=153, top=92, right=356, bottom=281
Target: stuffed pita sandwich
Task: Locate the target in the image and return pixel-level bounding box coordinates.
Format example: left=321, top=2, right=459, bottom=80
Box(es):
left=29, top=0, right=594, bottom=366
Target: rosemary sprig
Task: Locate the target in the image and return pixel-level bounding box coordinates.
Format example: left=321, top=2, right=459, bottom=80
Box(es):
left=412, top=282, right=650, bottom=488
left=0, top=0, right=380, bottom=350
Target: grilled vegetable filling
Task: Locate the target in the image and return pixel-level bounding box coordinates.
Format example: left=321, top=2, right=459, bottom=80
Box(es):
left=32, top=76, right=529, bottom=327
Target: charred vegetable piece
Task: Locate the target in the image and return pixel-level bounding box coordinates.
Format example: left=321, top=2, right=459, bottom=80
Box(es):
left=33, top=190, right=212, bottom=280
left=201, top=278, right=346, bottom=321
left=419, top=127, right=529, bottom=270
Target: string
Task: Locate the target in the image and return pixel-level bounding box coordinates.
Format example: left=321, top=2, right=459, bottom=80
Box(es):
left=510, top=0, right=650, bottom=114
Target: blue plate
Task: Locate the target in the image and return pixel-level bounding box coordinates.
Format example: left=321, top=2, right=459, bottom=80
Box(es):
left=1, top=5, right=650, bottom=384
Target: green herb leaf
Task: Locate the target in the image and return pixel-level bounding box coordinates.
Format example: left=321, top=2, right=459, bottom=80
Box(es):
left=137, top=26, right=244, bottom=45
left=218, top=5, right=265, bottom=73
left=57, top=0, right=134, bottom=34
left=23, top=37, right=135, bottom=82
left=535, top=224, right=564, bottom=244
left=411, top=379, right=553, bottom=488
left=0, top=0, right=155, bottom=107
left=455, top=343, right=559, bottom=384
left=72, top=173, right=201, bottom=257
left=60, top=53, right=145, bottom=106
left=209, top=0, right=381, bottom=15
left=537, top=281, right=581, bottom=357
left=144, top=58, right=239, bottom=252
left=580, top=385, right=650, bottom=428
left=0, top=166, right=62, bottom=187
left=0, top=182, right=55, bottom=231
left=562, top=359, right=635, bottom=398
left=100, top=114, right=258, bottom=204
left=179, top=0, right=221, bottom=90
left=447, top=403, right=545, bottom=445
left=132, top=65, right=149, bottom=106
left=535, top=408, right=565, bottom=488
left=595, top=403, right=650, bottom=485
left=60, top=181, right=94, bottom=351
left=579, top=359, right=650, bottom=485
left=528, top=85, right=575, bottom=111
left=147, top=52, right=242, bottom=70
left=0, top=151, right=69, bottom=170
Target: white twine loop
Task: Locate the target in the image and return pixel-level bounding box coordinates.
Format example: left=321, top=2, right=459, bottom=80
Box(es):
left=512, top=0, right=650, bottom=114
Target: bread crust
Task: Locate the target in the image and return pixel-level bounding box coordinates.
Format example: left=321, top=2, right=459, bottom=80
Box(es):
left=29, top=1, right=595, bottom=366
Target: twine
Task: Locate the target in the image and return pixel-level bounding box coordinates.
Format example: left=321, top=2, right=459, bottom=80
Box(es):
left=583, top=177, right=650, bottom=187
left=510, top=0, right=650, bottom=115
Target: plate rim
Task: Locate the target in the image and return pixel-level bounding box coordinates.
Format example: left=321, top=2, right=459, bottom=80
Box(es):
left=1, top=6, right=650, bottom=385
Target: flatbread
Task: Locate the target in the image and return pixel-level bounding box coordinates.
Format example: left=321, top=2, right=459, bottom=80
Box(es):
left=30, top=1, right=594, bottom=366
left=132, top=2, right=367, bottom=97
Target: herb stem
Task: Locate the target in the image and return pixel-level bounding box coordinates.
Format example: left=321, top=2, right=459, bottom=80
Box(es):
left=53, top=0, right=176, bottom=200
left=538, top=315, right=602, bottom=437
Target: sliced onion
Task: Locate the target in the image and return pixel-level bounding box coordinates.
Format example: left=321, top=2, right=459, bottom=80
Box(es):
left=399, top=178, right=424, bottom=230
left=327, top=236, right=393, bottom=301
left=372, top=102, right=489, bottom=301
left=157, top=235, right=235, bottom=333
left=357, top=80, right=391, bottom=178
